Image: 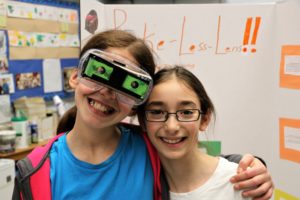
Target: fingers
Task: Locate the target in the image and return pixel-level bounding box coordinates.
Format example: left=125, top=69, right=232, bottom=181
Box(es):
left=241, top=180, right=273, bottom=199
left=231, top=164, right=266, bottom=184
left=252, top=187, right=274, bottom=200
left=232, top=170, right=274, bottom=199
left=233, top=168, right=270, bottom=189
left=231, top=154, right=274, bottom=199
left=237, top=154, right=255, bottom=173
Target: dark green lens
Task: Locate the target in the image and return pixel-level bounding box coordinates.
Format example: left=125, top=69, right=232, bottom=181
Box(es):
left=84, top=58, right=113, bottom=80
left=122, top=75, right=149, bottom=98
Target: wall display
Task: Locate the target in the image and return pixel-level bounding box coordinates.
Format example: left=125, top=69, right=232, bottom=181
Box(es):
left=63, top=67, right=75, bottom=92
left=0, top=56, right=8, bottom=73
left=0, top=73, right=14, bottom=94
left=15, top=72, right=41, bottom=90
left=279, top=118, right=300, bottom=164
left=42, top=59, right=62, bottom=93
left=81, top=0, right=300, bottom=198
left=85, top=9, right=98, bottom=34
left=0, top=95, right=11, bottom=123
left=6, top=0, right=78, bottom=23
left=5, top=0, right=80, bottom=60
left=2, top=1, right=79, bottom=101
left=8, top=31, right=79, bottom=48
left=280, top=45, right=300, bottom=89
left=0, top=30, right=6, bottom=54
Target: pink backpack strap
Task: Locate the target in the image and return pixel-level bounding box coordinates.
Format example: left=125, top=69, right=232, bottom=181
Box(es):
left=142, top=132, right=162, bottom=200
left=27, top=134, right=62, bottom=167
left=24, top=134, right=64, bottom=200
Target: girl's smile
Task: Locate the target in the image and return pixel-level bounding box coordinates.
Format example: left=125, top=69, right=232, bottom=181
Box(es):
left=145, top=77, right=202, bottom=160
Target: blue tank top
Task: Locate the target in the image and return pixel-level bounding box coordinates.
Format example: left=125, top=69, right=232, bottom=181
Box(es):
left=50, top=126, right=153, bottom=200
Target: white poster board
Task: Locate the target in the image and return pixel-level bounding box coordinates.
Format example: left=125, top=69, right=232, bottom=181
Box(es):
left=81, top=1, right=300, bottom=198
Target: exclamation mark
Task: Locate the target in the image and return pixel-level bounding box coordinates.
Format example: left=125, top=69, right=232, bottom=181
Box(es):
left=242, top=17, right=261, bottom=53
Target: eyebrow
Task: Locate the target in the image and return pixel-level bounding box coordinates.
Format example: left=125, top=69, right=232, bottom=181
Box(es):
left=179, top=101, right=197, bottom=107
left=146, top=101, right=197, bottom=107
left=146, top=101, right=164, bottom=107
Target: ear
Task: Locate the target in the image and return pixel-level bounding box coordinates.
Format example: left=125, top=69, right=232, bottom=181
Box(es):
left=69, top=69, right=79, bottom=89
left=199, top=113, right=211, bottom=131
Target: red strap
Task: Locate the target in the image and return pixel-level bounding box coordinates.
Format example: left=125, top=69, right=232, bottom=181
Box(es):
left=142, top=132, right=162, bottom=200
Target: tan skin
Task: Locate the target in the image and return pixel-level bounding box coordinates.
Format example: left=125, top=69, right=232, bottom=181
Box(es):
left=145, top=76, right=273, bottom=199
left=67, top=47, right=137, bottom=164
left=231, top=155, right=273, bottom=199
left=68, top=47, right=273, bottom=198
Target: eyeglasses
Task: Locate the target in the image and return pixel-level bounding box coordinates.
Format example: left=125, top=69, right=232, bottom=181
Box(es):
left=79, top=77, right=137, bottom=106
left=145, top=109, right=204, bottom=122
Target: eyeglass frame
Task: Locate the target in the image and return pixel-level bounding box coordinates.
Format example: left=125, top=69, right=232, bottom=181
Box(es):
left=145, top=109, right=204, bottom=122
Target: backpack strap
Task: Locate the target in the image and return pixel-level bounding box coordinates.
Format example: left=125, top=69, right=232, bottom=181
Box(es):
left=14, top=134, right=64, bottom=200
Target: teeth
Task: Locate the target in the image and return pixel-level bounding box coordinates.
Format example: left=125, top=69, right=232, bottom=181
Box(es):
left=162, top=138, right=182, bottom=144
left=90, top=99, right=113, bottom=113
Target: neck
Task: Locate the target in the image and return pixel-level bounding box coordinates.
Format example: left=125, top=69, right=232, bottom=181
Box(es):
left=160, top=151, right=219, bottom=193
left=67, top=122, right=121, bottom=164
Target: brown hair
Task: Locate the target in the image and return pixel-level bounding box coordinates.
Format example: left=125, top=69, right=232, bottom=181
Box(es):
left=56, top=106, right=77, bottom=134
left=137, top=66, right=215, bottom=130
left=56, top=29, right=156, bottom=134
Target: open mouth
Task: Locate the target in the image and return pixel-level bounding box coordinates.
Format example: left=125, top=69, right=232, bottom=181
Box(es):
left=88, top=98, right=116, bottom=115
left=160, top=137, right=187, bottom=145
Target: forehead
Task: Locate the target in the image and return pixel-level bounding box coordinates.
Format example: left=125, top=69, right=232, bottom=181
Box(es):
left=148, top=77, right=200, bottom=107
left=105, top=47, right=138, bottom=66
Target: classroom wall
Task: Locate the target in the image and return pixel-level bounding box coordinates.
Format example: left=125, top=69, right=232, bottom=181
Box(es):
left=99, top=0, right=222, bottom=4
left=0, top=1, right=79, bottom=102
left=81, top=0, right=300, bottom=199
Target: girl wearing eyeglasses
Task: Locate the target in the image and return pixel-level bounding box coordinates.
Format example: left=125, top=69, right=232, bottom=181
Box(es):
left=137, top=66, right=273, bottom=200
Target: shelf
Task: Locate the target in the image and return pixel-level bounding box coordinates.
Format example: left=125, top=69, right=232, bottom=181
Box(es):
left=0, top=140, right=49, bottom=161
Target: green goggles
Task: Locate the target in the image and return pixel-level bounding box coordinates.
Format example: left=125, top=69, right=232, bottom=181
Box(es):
left=78, top=49, right=153, bottom=106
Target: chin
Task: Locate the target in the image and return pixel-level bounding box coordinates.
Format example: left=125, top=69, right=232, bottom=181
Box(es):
left=159, top=151, right=185, bottom=161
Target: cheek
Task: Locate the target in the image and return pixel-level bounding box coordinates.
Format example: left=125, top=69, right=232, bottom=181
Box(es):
left=146, top=123, right=159, bottom=138
left=78, top=84, right=97, bottom=94
left=186, top=123, right=200, bottom=140
left=118, top=103, right=133, bottom=115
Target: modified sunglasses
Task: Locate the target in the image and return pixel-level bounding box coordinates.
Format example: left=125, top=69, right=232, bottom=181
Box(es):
left=78, top=49, right=153, bottom=106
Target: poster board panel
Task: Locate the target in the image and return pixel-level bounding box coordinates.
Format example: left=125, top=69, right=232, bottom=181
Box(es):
left=280, top=45, right=300, bottom=89
left=279, top=118, right=300, bottom=163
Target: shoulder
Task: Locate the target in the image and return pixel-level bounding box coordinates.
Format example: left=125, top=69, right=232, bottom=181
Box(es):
left=119, top=125, right=144, bottom=143
left=15, top=135, right=63, bottom=179
left=118, top=125, right=148, bottom=154
left=27, top=134, right=65, bottom=167
left=215, top=157, right=239, bottom=176
left=119, top=122, right=143, bottom=134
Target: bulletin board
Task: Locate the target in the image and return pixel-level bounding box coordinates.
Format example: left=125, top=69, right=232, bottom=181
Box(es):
left=81, top=0, right=300, bottom=199
left=0, top=0, right=80, bottom=103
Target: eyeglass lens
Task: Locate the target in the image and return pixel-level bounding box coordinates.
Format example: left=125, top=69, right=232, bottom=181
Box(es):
left=146, top=109, right=201, bottom=122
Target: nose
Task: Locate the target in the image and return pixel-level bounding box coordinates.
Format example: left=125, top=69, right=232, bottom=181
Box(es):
left=164, top=114, right=180, bottom=133
left=98, top=87, right=116, bottom=100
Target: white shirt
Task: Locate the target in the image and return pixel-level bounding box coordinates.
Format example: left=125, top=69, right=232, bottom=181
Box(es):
left=170, top=157, right=251, bottom=200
